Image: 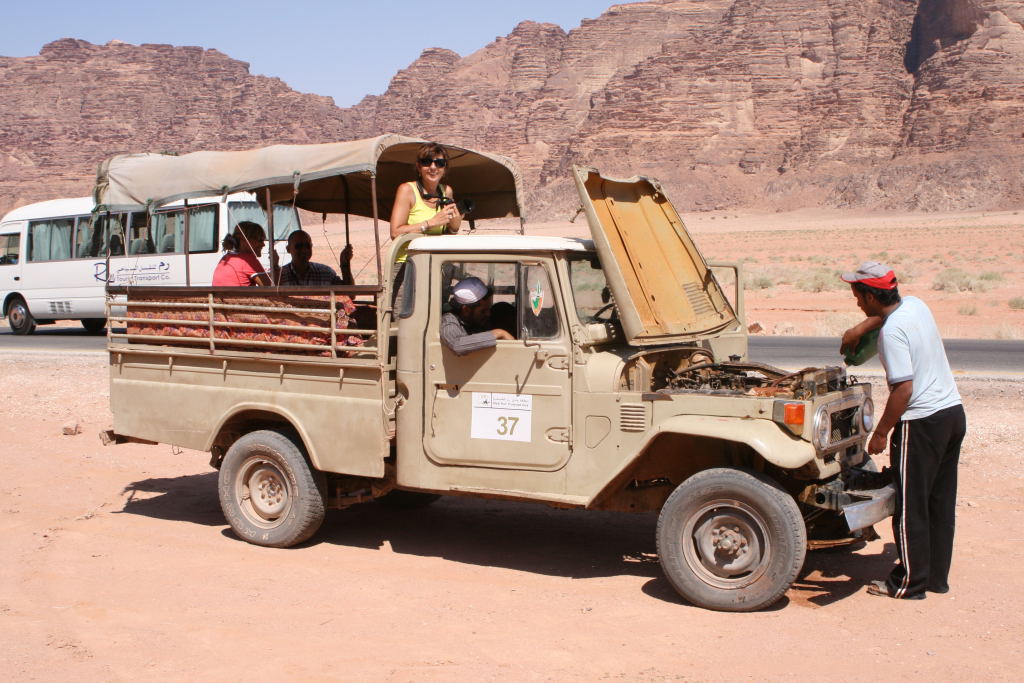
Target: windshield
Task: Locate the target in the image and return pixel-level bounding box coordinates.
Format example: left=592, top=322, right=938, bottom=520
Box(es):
left=227, top=201, right=302, bottom=241
left=568, top=253, right=615, bottom=323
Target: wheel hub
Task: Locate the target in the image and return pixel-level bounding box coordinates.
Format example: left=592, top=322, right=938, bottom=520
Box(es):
left=685, top=503, right=770, bottom=586
left=711, top=525, right=748, bottom=555
left=247, top=465, right=287, bottom=519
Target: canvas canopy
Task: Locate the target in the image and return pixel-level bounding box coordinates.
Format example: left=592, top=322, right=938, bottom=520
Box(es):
left=94, top=134, right=524, bottom=221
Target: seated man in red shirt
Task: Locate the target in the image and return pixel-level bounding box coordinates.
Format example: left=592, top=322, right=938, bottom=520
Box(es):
left=212, top=221, right=272, bottom=286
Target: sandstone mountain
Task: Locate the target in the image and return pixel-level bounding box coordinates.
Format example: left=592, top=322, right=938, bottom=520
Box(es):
left=1, top=0, right=1022, bottom=218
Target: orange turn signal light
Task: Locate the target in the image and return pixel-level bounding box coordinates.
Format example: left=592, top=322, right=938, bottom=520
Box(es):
left=783, top=403, right=805, bottom=426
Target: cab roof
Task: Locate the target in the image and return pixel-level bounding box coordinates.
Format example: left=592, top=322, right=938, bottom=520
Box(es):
left=407, top=235, right=593, bottom=253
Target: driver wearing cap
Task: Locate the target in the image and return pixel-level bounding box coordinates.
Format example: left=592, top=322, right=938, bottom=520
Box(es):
left=440, top=277, right=514, bottom=356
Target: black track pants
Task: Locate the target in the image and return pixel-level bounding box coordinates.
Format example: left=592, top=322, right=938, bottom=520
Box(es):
left=886, top=404, right=967, bottom=598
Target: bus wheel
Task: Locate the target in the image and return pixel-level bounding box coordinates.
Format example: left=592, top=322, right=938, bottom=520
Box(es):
left=218, top=430, right=326, bottom=548
left=81, top=318, right=106, bottom=334
left=7, top=297, right=36, bottom=335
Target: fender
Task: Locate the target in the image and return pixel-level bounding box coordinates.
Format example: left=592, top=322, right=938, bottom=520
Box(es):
left=206, top=402, right=325, bottom=470
left=647, top=415, right=816, bottom=470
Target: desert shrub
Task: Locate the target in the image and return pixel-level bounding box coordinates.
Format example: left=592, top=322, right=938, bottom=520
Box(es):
left=747, top=273, right=774, bottom=290
left=979, top=271, right=1004, bottom=283
left=932, top=268, right=989, bottom=293
left=797, top=268, right=843, bottom=293
left=1009, top=297, right=1024, bottom=310
left=993, top=323, right=1024, bottom=340
left=957, top=305, right=977, bottom=316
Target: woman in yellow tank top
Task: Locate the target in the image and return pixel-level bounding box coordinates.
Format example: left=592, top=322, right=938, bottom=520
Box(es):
left=389, top=142, right=464, bottom=265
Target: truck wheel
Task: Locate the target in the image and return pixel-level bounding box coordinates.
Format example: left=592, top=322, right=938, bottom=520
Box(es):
left=656, top=467, right=806, bottom=612
left=81, top=318, right=106, bottom=334
left=218, top=430, right=325, bottom=548
left=7, top=296, right=35, bottom=335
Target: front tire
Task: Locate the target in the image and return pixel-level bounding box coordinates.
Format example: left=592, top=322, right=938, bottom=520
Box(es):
left=657, top=467, right=806, bottom=612
left=7, top=296, right=35, bottom=335
left=218, top=430, right=325, bottom=548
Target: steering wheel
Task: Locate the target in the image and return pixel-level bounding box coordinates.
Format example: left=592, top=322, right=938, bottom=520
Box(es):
left=592, top=301, right=618, bottom=323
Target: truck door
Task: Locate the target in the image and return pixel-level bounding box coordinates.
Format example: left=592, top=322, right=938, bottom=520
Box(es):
left=423, top=258, right=572, bottom=471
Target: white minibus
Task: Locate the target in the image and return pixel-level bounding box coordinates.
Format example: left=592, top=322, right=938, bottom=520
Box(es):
left=0, top=194, right=300, bottom=334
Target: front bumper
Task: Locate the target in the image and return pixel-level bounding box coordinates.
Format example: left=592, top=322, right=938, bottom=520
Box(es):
left=799, top=464, right=896, bottom=532
left=841, top=484, right=896, bottom=532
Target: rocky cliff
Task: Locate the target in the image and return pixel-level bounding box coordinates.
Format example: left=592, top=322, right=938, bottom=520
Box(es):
left=0, top=38, right=357, bottom=212
left=1, top=0, right=1022, bottom=217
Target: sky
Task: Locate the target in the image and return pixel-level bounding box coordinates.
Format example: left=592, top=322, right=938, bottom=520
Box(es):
left=1, top=0, right=633, bottom=107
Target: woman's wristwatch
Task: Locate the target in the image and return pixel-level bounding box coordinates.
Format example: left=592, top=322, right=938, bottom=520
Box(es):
left=420, top=222, right=429, bottom=233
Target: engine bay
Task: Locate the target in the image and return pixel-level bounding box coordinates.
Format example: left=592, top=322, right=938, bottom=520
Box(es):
left=620, top=348, right=854, bottom=400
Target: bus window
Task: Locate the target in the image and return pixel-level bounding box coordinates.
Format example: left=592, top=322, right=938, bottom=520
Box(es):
left=0, top=233, right=20, bottom=265
left=152, top=204, right=218, bottom=254
left=101, top=213, right=126, bottom=255
left=187, top=205, right=218, bottom=252
left=227, top=201, right=300, bottom=241
left=28, top=218, right=73, bottom=261
left=127, top=212, right=154, bottom=255
left=75, top=215, right=106, bottom=258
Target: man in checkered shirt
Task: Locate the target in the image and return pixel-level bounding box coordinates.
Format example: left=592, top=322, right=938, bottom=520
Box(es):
left=278, top=230, right=353, bottom=286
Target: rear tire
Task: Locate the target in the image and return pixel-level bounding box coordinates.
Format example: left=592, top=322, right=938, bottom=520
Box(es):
left=657, top=467, right=806, bottom=612
left=81, top=318, right=106, bottom=334
left=7, top=296, right=35, bottom=335
left=218, top=430, right=325, bottom=548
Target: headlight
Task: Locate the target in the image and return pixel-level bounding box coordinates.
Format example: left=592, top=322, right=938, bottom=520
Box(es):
left=813, top=408, right=831, bottom=450
left=860, top=397, right=874, bottom=433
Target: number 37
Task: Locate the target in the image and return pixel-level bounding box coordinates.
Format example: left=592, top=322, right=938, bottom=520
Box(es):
left=496, top=416, right=519, bottom=436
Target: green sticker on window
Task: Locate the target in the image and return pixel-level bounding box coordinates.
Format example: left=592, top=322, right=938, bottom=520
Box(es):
left=530, top=280, right=544, bottom=316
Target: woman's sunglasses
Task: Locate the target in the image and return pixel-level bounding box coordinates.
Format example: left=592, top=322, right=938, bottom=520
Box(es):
left=418, top=157, right=447, bottom=168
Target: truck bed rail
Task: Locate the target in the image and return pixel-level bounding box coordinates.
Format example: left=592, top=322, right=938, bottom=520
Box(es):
left=106, top=286, right=381, bottom=359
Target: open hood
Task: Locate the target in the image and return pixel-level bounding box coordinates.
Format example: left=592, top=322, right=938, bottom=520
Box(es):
left=573, top=166, right=737, bottom=346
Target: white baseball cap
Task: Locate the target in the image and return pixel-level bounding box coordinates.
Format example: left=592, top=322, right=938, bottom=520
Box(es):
left=451, top=277, right=490, bottom=305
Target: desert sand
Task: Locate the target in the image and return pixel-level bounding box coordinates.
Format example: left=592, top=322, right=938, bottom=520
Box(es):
left=1, top=354, right=1022, bottom=680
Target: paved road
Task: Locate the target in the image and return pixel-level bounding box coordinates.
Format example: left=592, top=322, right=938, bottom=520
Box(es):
left=747, top=336, right=1023, bottom=376
left=0, top=327, right=1020, bottom=376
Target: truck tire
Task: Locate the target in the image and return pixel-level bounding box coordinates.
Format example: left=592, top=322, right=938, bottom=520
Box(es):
left=218, top=430, right=325, bottom=548
left=81, top=318, right=106, bottom=334
left=7, top=296, right=35, bottom=335
left=656, top=467, right=806, bottom=612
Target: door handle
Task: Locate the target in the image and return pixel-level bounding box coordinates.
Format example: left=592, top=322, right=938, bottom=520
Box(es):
left=533, top=350, right=550, bottom=363
left=13, top=276, right=18, bottom=281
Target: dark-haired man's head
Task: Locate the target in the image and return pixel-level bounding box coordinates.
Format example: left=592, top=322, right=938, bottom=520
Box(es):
left=286, top=230, right=314, bottom=269
left=841, top=261, right=901, bottom=316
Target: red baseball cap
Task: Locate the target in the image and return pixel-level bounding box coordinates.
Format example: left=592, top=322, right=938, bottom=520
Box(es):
left=840, top=261, right=898, bottom=290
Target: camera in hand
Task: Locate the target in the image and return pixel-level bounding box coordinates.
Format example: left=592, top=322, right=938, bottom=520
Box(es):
left=437, top=196, right=474, bottom=217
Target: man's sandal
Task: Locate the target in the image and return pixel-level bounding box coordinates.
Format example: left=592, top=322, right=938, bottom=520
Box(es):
left=866, top=580, right=926, bottom=600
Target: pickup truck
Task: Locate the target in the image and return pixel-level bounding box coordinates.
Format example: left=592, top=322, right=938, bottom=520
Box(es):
left=98, top=136, right=892, bottom=611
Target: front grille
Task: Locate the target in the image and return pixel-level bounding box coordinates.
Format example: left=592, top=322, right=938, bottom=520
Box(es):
left=829, top=407, right=858, bottom=444
left=619, top=403, right=648, bottom=432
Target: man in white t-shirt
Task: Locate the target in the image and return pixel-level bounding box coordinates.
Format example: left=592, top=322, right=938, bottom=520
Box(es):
left=840, top=261, right=966, bottom=600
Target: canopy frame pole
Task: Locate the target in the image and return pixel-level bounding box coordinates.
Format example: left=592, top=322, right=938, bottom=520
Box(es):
left=265, top=187, right=275, bottom=284
left=370, top=174, right=382, bottom=287
left=183, top=199, right=191, bottom=286
left=340, top=175, right=351, bottom=247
